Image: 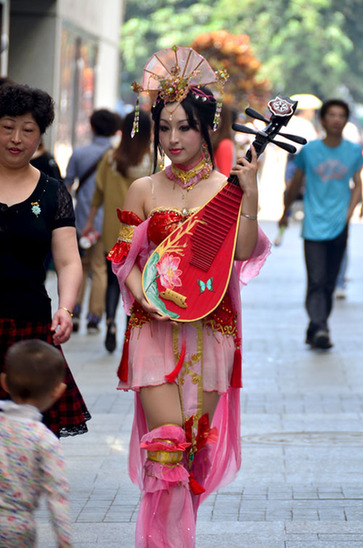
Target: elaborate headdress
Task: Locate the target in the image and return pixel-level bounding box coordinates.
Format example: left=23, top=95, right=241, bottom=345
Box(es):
left=131, top=45, right=228, bottom=137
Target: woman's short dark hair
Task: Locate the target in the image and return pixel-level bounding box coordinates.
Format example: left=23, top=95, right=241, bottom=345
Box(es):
left=151, top=86, right=217, bottom=173
left=0, top=83, right=55, bottom=134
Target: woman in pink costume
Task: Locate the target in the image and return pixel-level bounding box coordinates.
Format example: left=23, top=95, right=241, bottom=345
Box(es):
left=108, top=46, right=271, bottom=547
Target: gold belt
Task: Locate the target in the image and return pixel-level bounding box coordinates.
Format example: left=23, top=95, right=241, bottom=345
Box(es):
left=147, top=450, right=183, bottom=464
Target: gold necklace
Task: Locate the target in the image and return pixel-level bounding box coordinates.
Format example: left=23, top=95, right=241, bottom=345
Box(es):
left=165, top=155, right=212, bottom=191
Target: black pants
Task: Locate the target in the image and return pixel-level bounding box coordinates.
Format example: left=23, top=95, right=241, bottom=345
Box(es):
left=304, top=225, right=348, bottom=337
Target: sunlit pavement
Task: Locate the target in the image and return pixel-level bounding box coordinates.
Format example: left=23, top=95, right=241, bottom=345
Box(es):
left=37, top=216, right=363, bottom=548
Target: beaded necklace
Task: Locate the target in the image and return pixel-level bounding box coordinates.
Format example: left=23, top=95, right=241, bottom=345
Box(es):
left=165, top=153, right=212, bottom=191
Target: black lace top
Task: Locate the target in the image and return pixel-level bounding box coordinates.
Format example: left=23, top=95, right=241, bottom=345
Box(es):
left=0, top=172, right=75, bottom=321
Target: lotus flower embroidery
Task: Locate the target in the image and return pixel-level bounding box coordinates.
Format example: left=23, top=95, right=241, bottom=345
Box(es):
left=156, top=253, right=182, bottom=290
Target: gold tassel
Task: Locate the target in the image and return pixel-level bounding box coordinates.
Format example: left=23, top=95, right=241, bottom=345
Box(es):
left=131, top=97, right=140, bottom=138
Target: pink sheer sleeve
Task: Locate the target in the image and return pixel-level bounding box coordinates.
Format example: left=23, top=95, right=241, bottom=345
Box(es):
left=112, top=219, right=151, bottom=313
left=235, top=225, right=272, bottom=286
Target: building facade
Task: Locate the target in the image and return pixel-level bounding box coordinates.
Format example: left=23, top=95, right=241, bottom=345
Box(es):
left=1, top=0, right=123, bottom=172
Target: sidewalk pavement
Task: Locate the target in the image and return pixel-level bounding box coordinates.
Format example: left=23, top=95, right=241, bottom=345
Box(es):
left=37, top=219, right=363, bottom=548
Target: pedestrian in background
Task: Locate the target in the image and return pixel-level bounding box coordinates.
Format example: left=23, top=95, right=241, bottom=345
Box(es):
left=211, top=102, right=235, bottom=176
left=31, top=138, right=63, bottom=271
left=65, top=108, right=119, bottom=333
left=83, top=109, right=152, bottom=352
left=334, top=119, right=363, bottom=299
left=0, top=340, right=71, bottom=548
left=279, top=98, right=362, bottom=349
left=0, top=82, right=90, bottom=437
left=30, top=137, right=62, bottom=181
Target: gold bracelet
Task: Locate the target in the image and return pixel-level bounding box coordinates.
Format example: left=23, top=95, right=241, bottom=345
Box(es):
left=240, top=212, right=257, bottom=220
left=59, top=307, right=74, bottom=318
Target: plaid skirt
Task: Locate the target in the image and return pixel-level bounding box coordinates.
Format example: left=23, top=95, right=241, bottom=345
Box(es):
left=0, top=318, right=91, bottom=437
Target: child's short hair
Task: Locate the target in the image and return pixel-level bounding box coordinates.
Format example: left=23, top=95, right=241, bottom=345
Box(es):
left=4, top=340, right=65, bottom=400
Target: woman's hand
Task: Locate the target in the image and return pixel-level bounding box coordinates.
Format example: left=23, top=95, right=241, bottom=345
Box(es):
left=138, top=295, right=173, bottom=322
left=125, top=265, right=173, bottom=322
left=82, top=219, right=94, bottom=236
left=233, top=145, right=259, bottom=261
left=51, top=308, right=74, bottom=345
left=230, top=144, right=258, bottom=196
left=278, top=211, right=290, bottom=228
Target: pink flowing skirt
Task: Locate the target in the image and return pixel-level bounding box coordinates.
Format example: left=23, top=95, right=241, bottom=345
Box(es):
left=117, top=320, right=235, bottom=394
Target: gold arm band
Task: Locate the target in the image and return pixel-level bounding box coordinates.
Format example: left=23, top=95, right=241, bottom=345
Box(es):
left=240, top=212, right=257, bottom=220
left=147, top=450, right=183, bottom=464
left=118, top=223, right=135, bottom=243
left=59, top=307, right=73, bottom=317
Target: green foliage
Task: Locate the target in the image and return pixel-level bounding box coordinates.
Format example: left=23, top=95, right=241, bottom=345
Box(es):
left=209, top=0, right=353, bottom=100
left=121, top=0, right=363, bottom=105
left=121, top=1, right=217, bottom=102
left=330, top=0, right=363, bottom=102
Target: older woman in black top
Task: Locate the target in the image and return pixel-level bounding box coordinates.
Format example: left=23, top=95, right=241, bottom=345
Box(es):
left=0, top=83, right=90, bottom=436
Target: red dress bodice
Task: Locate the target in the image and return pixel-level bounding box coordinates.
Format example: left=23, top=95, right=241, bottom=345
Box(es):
left=147, top=208, right=198, bottom=246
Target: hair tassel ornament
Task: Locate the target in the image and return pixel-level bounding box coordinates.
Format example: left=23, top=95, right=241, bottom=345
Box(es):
left=213, top=69, right=229, bottom=131
left=130, top=81, right=143, bottom=137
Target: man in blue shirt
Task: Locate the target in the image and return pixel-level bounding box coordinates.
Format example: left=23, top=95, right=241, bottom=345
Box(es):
left=279, top=99, right=362, bottom=349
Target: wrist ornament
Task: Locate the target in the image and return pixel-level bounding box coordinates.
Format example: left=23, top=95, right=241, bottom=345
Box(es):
left=240, top=212, right=257, bottom=221
left=59, top=307, right=74, bottom=317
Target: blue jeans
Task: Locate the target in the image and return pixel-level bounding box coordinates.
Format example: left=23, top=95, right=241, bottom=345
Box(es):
left=304, top=225, right=348, bottom=336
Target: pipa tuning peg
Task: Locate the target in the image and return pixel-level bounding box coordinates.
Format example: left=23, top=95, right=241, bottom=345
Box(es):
left=271, top=139, right=297, bottom=154
left=278, top=132, right=307, bottom=145
left=232, top=122, right=258, bottom=136
left=245, top=107, right=269, bottom=124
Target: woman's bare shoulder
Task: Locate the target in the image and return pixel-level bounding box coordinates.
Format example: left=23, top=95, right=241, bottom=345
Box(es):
left=129, top=174, right=153, bottom=189
left=130, top=171, right=166, bottom=192
left=124, top=173, right=159, bottom=216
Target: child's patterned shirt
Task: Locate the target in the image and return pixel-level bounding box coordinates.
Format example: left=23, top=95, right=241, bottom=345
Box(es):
left=0, top=400, right=71, bottom=545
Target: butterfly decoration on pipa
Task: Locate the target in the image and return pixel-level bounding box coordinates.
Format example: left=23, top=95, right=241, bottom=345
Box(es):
left=142, top=96, right=307, bottom=321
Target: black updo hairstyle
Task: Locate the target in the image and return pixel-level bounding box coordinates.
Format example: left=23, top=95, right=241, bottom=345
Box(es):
left=0, top=83, right=55, bottom=134
left=151, top=86, right=217, bottom=173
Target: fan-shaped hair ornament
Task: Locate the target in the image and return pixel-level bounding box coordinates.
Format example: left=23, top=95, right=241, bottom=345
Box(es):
left=131, top=45, right=228, bottom=137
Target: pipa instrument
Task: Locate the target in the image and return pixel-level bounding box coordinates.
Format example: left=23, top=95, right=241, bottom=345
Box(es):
left=142, top=96, right=307, bottom=321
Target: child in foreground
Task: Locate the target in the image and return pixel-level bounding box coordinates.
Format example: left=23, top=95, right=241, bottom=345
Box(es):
left=0, top=339, right=72, bottom=547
